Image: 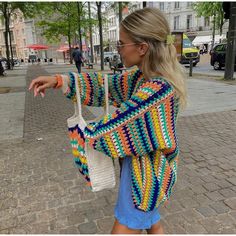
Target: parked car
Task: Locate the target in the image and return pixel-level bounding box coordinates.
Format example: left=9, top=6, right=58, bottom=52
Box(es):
left=0, top=57, right=7, bottom=70
left=109, top=54, right=122, bottom=68
left=109, top=54, right=125, bottom=73
left=13, top=58, right=20, bottom=66
left=210, top=43, right=236, bottom=70
left=104, top=51, right=119, bottom=63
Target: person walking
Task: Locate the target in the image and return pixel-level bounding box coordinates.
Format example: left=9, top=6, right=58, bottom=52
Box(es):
left=72, top=46, right=83, bottom=73
left=29, top=8, right=187, bottom=234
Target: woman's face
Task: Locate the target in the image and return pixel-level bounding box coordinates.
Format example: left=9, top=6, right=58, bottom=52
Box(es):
left=118, top=28, right=145, bottom=68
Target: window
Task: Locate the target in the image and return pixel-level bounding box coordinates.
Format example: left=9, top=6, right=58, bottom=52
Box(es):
left=187, top=15, right=192, bottom=30
left=183, top=38, right=193, bottom=48
left=159, top=2, right=164, bottom=11
left=204, top=17, right=210, bottom=27
left=22, top=29, right=24, bottom=35
left=148, top=2, right=154, bottom=8
left=174, top=2, right=180, bottom=9
left=174, top=16, right=180, bottom=30
left=23, top=39, right=26, bottom=47
left=215, top=44, right=226, bottom=52
left=186, top=2, right=192, bottom=8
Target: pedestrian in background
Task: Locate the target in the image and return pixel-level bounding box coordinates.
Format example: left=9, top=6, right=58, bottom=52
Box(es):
left=72, top=46, right=83, bottom=73
left=29, top=8, right=187, bottom=234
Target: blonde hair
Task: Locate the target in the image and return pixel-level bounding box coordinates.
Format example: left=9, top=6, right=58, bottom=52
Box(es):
left=121, top=7, right=187, bottom=109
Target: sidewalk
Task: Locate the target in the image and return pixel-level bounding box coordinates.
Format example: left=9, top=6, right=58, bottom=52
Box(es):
left=0, top=64, right=236, bottom=233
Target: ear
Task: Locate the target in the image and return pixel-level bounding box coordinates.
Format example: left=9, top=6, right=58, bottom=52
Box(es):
left=138, top=42, right=149, bottom=56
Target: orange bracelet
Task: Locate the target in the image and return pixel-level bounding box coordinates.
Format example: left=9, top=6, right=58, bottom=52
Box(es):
left=54, top=74, right=63, bottom=89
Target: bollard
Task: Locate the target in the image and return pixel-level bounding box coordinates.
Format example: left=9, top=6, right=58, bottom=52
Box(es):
left=189, top=58, right=193, bottom=77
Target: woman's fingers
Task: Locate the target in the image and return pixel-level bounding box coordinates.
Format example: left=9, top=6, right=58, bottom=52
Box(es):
left=40, top=92, right=45, bottom=98
left=29, top=77, right=41, bottom=91
left=36, top=83, right=49, bottom=94
left=34, top=85, right=39, bottom=97
left=29, top=76, right=57, bottom=97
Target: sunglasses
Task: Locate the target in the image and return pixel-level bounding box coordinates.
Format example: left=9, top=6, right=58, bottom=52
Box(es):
left=116, top=41, right=137, bottom=49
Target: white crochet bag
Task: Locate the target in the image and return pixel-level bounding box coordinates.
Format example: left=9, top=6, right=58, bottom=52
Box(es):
left=67, top=73, right=116, bottom=192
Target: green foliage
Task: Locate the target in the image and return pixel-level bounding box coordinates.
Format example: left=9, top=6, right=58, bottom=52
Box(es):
left=110, top=2, right=130, bottom=14
left=193, top=2, right=225, bottom=31
left=25, top=2, right=98, bottom=44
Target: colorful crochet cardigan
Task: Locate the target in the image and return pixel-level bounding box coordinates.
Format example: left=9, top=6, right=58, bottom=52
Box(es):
left=63, top=68, right=180, bottom=212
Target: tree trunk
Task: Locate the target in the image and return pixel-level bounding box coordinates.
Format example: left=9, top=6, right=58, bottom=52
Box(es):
left=211, top=13, right=216, bottom=48
left=88, top=2, right=94, bottom=63
left=224, top=2, right=236, bottom=80
left=118, top=2, right=122, bottom=23
left=68, top=14, right=72, bottom=64
left=219, top=13, right=224, bottom=43
left=9, top=28, right=14, bottom=69
left=96, top=2, right=104, bottom=71
left=3, top=3, right=11, bottom=70
left=77, top=2, right=83, bottom=54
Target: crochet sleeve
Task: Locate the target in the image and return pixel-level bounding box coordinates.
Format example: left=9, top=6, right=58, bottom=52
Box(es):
left=63, top=68, right=142, bottom=107
left=84, top=79, right=179, bottom=161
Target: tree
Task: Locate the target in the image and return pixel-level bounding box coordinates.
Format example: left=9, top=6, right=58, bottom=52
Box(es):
left=24, top=2, right=97, bottom=64
left=96, top=2, right=104, bottom=70
left=0, top=2, right=50, bottom=69
left=27, top=2, right=79, bottom=64
left=193, top=2, right=226, bottom=47
left=110, top=2, right=130, bottom=23
left=0, top=2, right=11, bottom=69
left=119, top=2, right=123, bottom=23
left=88, top=2, right=94, bottom=63
left=77, top=2, right=86, bottom=53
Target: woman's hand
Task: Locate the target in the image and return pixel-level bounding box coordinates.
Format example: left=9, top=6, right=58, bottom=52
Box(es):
left=28, top=76, right=57, bottom=97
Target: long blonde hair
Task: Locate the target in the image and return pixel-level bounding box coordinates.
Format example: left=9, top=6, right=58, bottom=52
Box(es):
left=121, top=7, right=187, bottom=109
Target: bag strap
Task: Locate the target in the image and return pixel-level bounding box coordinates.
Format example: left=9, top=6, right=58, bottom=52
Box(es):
left=73, top=72, right=109, bottom=118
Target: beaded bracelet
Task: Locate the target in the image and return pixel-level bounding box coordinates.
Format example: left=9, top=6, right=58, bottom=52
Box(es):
left=53, top=74, right=63, bottom=89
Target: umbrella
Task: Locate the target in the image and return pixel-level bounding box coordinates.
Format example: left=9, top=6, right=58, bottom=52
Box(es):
left=26, top=44, right=49, bottom=50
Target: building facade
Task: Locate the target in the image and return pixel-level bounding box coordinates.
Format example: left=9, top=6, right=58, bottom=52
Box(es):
left=91, top=1, right=228, bottom=54
left=0, top=2, right=229, bottom=60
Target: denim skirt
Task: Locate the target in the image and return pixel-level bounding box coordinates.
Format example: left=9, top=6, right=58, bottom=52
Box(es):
left=114, top=156, right=161, bottom=230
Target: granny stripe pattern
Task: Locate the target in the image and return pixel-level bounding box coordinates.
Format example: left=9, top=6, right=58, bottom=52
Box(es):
left=65, top=69, right=180, bottom=212
left=68, top=124, right=91, bottom=184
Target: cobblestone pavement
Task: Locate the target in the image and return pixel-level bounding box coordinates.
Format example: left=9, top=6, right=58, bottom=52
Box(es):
left=0, top=64, right=236, bottom=233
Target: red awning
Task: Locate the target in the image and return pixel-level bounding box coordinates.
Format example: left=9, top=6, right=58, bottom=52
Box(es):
left=26, top=44, right=49, bottom=50
left=56, top=44, right=87, bottom=52
left=56, top=45, right=69, bottom=52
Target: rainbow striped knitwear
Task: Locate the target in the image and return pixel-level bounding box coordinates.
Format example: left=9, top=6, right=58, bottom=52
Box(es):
left=64, top=68, right=180, bottom=212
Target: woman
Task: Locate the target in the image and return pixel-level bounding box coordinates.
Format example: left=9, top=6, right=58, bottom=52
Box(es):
left=29, top=8, right=187, bottom=234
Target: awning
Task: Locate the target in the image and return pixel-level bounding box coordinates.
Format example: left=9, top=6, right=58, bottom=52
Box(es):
left=192, top=35, right=226, bottom=46
left=192, top=36, right=211, bottom=45
left=56, top=45, right=69, bottom=52
left=56, top=44, right=87, bottom=52
left=26, top=44, right=49, bottom=50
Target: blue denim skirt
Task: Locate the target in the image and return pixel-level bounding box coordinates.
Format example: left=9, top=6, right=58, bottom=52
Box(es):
left=114, top=157, right=161, bottom=230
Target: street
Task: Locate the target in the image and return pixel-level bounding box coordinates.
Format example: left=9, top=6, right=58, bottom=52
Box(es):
left=0, top=63, right=236, bottom=233
left=186, top=54, right=236, bottom=78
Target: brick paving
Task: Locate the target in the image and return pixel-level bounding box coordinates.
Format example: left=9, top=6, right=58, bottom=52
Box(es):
left=0, top=64, right=236, bottom=233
